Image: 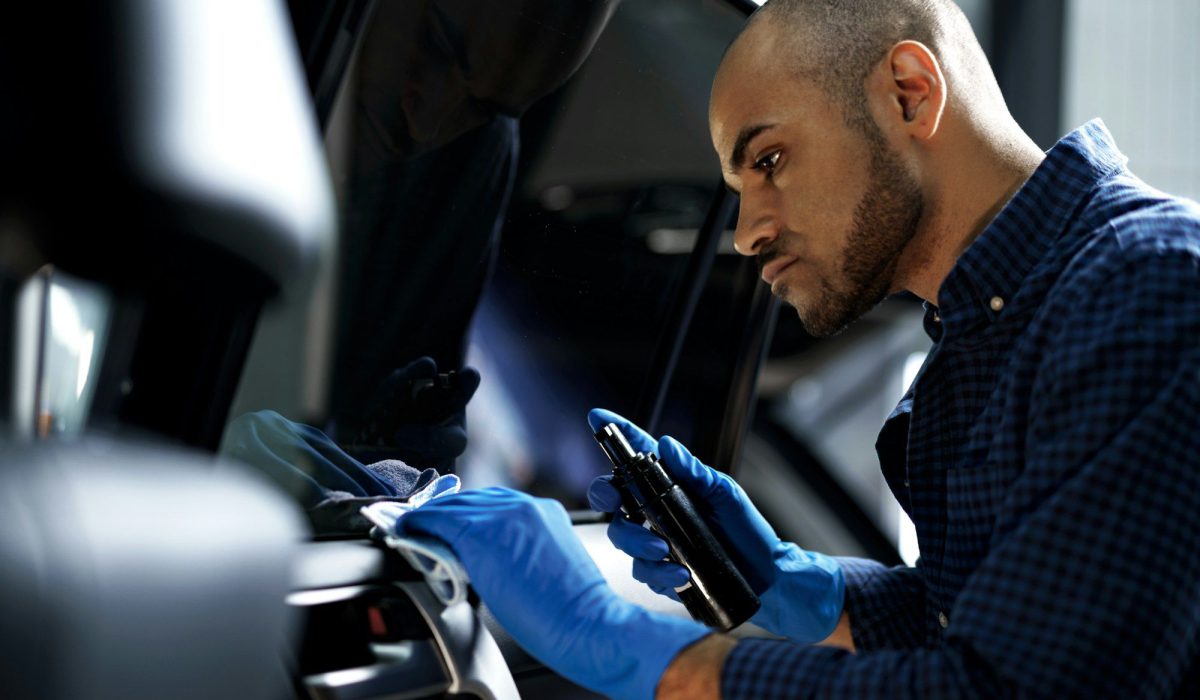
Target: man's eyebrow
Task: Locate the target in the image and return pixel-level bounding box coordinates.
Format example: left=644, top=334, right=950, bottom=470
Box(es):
left=727, top=123, right=777, bottom=173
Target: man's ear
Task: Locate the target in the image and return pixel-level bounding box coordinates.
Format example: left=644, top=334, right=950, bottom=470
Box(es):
left=871, top=40, right=946, bottom=140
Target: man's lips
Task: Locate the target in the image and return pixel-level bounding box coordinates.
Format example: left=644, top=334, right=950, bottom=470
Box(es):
left=761, top=256, right=797, bottom=286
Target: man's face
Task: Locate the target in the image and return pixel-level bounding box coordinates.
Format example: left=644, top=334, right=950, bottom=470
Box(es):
left=709, top=30, right=924, bottom=337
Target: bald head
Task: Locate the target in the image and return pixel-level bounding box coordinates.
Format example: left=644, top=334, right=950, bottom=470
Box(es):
left=722, top=0, right=1003, bottom=134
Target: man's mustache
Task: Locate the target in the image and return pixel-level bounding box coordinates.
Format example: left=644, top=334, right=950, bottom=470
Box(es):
left=757, top=239, right=788, bottom=276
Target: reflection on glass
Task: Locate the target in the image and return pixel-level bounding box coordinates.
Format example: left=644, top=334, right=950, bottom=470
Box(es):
left=17, top=268, right=111, bottom=439
left=224, top=0, right=746, bottom=522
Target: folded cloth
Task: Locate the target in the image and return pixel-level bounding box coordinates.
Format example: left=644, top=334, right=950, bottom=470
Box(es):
left=361, top=474, right=468, bottom=606
left=220, top=410, right=441, bottom=535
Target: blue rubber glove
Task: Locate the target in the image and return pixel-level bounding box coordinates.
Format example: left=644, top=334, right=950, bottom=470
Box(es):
left=396, top=487, right=710, bottom=700
left=586, top=408, right=844, bottom=644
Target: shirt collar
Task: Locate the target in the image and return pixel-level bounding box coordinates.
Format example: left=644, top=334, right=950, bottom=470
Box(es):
left=933, top=120, right=1129, bottom=335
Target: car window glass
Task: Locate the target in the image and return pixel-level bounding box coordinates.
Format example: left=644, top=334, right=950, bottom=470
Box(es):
left=459, top=0, right=745, bottom=505
left=220, top=0, right=745, bottom=527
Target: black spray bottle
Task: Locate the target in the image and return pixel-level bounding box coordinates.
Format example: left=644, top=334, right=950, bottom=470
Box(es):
left=594, top=423, right=760, bottom=630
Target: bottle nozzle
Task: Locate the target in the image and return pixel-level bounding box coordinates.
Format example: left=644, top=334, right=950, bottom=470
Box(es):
left=594, top=423, right=638, bottom=468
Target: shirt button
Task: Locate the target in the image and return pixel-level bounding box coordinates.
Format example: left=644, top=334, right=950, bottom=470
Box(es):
left=938, top=611, right=949, bottom=629
left=989, top=296, right=1005, bottom=312
left=931, top=312, right=941, bottom=323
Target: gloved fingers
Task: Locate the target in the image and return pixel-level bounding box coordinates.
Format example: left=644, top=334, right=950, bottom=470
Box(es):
left=396, top=487, right=570, bottom=545
left=359, top=358, right=439, bottom=428
left=587, top=475, right=623, bottom=513
left=632, top=557, right=691, bottom=590
left=587, top=408, right=657, bottom=456
left=656, top=435, right=727, bottom=499
left=397, top=356, right=439, bottom=380
left=413, top=366, right=478, bottom=421
left=648, top=583, right=683, bottom=602
left=391, top=494, right=472, bottom=545
left=452, top=366, right=482, bottom=404
left=607, top=515, right=669, bottom=560
left=389, top=358, right=481, bottom=407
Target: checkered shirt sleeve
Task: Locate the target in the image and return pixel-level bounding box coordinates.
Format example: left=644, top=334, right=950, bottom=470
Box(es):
left=834, top=557, right=925, bottom=651
left=722, top=233, right=1200, bottom=698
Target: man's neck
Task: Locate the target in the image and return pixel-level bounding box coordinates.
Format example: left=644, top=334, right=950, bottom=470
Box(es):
left=896, top=125, right=1045, bottom=305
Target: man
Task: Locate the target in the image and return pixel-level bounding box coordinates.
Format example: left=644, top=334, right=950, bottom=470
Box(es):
left=396, top=1, right=1200, bottom=698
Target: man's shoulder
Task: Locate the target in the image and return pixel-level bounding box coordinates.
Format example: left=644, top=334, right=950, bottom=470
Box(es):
left=1018, top=176, right=1200, bottom=414
left=1058, top=174, right=1200, bottom=297
left=1102, top=173, right=1200, bottom=245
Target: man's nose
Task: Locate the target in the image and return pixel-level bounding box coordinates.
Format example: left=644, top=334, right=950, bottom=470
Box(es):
left=732, top=196, right=781, bottom=256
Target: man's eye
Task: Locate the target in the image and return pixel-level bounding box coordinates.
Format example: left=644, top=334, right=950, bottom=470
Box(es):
left=753, top=151, right=781, bottom=175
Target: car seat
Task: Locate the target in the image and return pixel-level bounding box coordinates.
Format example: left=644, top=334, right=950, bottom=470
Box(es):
left=0, top=1, right=331, bottom=697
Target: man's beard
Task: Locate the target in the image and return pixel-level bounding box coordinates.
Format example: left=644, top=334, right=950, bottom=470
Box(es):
left=778, top=131, right=924, bottom=337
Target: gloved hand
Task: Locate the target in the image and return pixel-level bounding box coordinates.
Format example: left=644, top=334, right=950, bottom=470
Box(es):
left=586, top=408, right=844, bottom=644
left=396, top=487, right=709, bottom=700
left=347, top=357, right=482, bottom=470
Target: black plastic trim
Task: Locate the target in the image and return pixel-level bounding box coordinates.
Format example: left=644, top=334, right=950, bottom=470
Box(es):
left=635, top=185, right=737, bottom=435
left=289, top=0, right=379, bottom=131
left=712, top=289, right=777, bottom=474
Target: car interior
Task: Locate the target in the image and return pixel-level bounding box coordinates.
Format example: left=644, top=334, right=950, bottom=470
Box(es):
left=2, top=0, right=1049, bottom=698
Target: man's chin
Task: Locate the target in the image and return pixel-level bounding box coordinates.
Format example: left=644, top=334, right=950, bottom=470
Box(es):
left=784, top=286, right=884, bottom=338
left=795, top=308, right=855, bottom=338
left=780, top=293, right=848, bottom=338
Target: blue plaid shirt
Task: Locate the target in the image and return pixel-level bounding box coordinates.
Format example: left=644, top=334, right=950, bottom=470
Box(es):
left=722, top=121, right=1200, bottom=698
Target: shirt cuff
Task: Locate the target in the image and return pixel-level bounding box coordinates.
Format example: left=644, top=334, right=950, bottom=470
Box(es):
left=836, top=557, right=925, bottom=651
left=720, top=638, right=846, bottom=700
